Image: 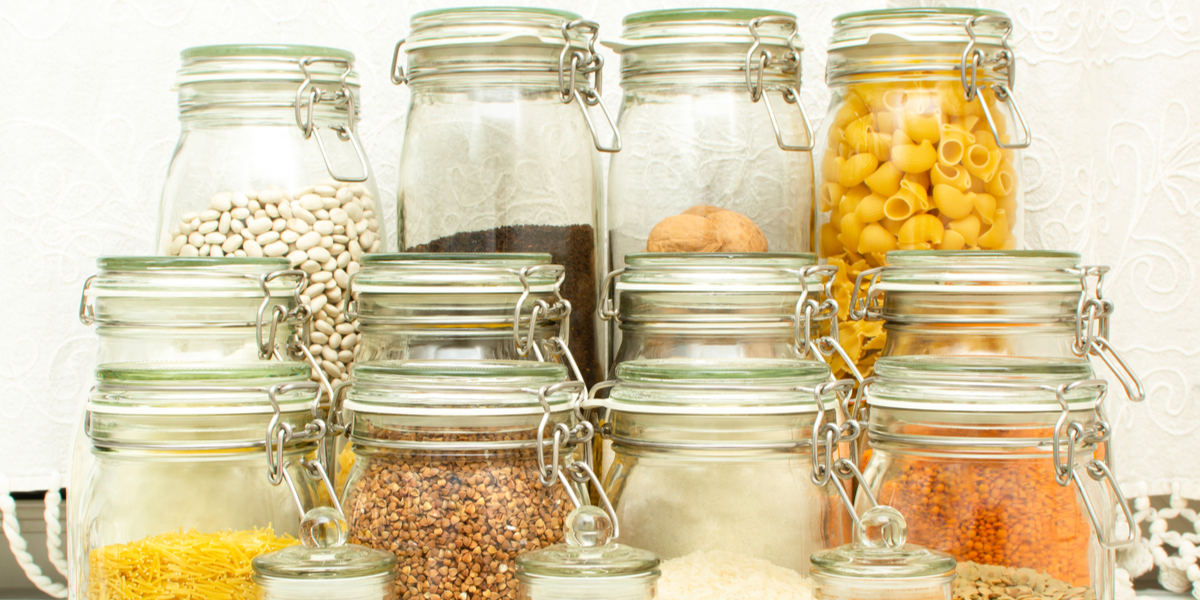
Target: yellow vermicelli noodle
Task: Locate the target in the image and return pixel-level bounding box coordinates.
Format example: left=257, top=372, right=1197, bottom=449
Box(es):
left=88, top=528, right=296, bottom=600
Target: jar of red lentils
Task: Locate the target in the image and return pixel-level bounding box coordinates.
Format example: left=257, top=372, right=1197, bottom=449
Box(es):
left=856, top=356, right=1135, bottom=600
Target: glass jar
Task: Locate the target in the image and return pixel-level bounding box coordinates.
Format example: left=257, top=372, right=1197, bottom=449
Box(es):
left=517, top=505, right=660, bottom=600
left=605, top=9, right=815, bottom=266
left=815, top=9, right=1031, bottom=378
left=159, top=43, right=386, bottom=383
left=601, top=253, right=848, bottom=373
left=392, top=7, right=617, bottom=386
left=847, top=251, right=1144, bottom=402
left=70, top=362, right=322, bottom=600
left=346, top=253, right=571, bottom=368
left=80, top=257, right=307, bottom=363
left=340, top=361, right=590, bottom=600
left=810, top=506, right=956, bottom=600
left=857, top=356, right=1137, bottom=600
left=599, top=359, right=856, bottom=582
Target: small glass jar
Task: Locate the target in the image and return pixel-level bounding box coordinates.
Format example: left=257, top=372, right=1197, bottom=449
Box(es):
left=816, top=9, right=1030, bottom=378
left=516, top=505, right=660, bottom=600
left=857, top=356, right=1137, bottom=600
left=393, top=7, right=618, bottom=386
left=847, top=250, right=1143, bottom=402
left=346, top=253, right=570, bottom=367
left=601, top=253, right=841, bottom=372
left=253, top=509, right=397, bottom=600
left=605, top=9, right=815, bottom=266
left=599, top=359, right=854, bottom=579
left=810, top=506, right=956, bottom=600
left=159, top=43, right=387, bottom=382
left=341, top=361, right=589, bottom=600
left=71, top=362, right=321, bottom=600
left=80, top=257, right=306, bottom=363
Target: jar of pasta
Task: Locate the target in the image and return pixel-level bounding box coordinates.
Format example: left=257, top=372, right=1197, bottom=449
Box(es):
left=345, top=253, right=572, bottom=371
left=604, top=8, right=815, bottom=267
left=600, top=253, right=854, bottom=377
left=856, top=356, right=1136, bottom=600
left=815, top=9, right=1030, bottom=379
left=340, top=361, right=590, bottom=600
left=70, top=362, right=323, bottom=600
left=846, top=250, right=1144, bottom=404
left=597, top=359, right=857, bottom=585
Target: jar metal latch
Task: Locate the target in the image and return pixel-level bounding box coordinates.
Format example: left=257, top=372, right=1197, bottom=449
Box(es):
left=1073, top=265, right=1145, bottom=402
left=798, top=265, right=864, bottom=385
left=960, top=15, right=1031, bottom=150
left=294, top=56, right=370, bottom=183
left=559, top=19, right=622, bottom=153
left=810, top=379, right=880, bottom=534
left=266, top=381, right=340, bottom=514
left=746, top=16, right=814, bottom=152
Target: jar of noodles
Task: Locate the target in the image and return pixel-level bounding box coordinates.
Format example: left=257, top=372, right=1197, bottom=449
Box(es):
left=856, top=356, right=1136, bottom=600
left=339, top=361, right=589, bottom=600
left=345, top=253, right=572, bottom=370
left=815, top=9, right=1030, bottom=379
left=70, top=362, right=323, bottom=600
left=600, top=253, right=854, bottom=377
left=604, top=8, right=815, bottom=266
left=597, top=359, right=857, bottom=581
left=847, top=250, right=1144, bottom=403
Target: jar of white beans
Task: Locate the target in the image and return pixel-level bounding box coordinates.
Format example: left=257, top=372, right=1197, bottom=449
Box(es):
left=157, top=44, right=387, bottom=385
left=814, top=8, right=1030, bottom=379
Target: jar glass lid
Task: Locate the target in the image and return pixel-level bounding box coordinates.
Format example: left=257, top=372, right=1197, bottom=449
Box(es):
left=811, top=506, right=956, bottom=581
left=878, top=250, right=1083, bottom=290
left=405, top=6, right=587, bottom=51
left=605, top=358, right=837, bottom=415
left=89, top=256, right=297, bottom=297
left=254, top=506, right=396, bottom=582
left=177, top=44, right=359, bottom=87
left=91, top=361, right=315, bottom=414
left=346, top=360, right=576, bottom=416
left=869, top=356, right=1101, bottom=413
left=830, top=8, right=1011, bottom=50
left=608, top=8, right=799, bottom=52
left=619, top=252, right=821, bottom=291
left=354, top=253, right=562, bottom=293
left=517, top=506, right=660, bottom=580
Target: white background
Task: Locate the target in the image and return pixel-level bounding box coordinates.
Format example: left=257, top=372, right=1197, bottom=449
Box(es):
left=2, top=0, right=1199, bottom=548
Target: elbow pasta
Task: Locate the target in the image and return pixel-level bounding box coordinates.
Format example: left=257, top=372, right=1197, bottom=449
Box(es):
left=817, top=80, right=1020, bottom=378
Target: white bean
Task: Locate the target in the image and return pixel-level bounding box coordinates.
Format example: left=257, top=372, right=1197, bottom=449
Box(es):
left=263, top=240, right=289, bottom=257
left=243, top=240, right=264, bottom=257
left=334, top=268, right=349, bottom=288
left=300, top=260, right=321, bottom=275
left=340, top=333, right=357, bottom=350
left=337, top=350, right=355, bottom=363
left=170, top=235, right=187, bottom=254
left=221, top=234, right=243, bottom=253
left=286, top=250, right=308, bottom=266
left=314, top=185, right=336, bottom=197
left=309, top=294, right=328, bottom=313
left=198, top=221, right=219, bottom=234
left=204, top=231, right=226, bottom=245
left=359, top=230, right=376, bottom=249
left=329, top=332, right=342, bottom=348
left=304, top=282, right=326, bottom=298
left=296, top=231, right=321, bottom=250
left=316, top=320, right=335, bottom=335
left=232, top=207, right=250, bottom=220
left=310, top=331, right=330, bottom=345
left=293, top=206, right=317, bottom=225
left=256, top=231, right=280, bottom=245
left=329, top=208, right=349, bottom=225
left=335, top=322, right=355, bottom=335
left=314, top=220, right=335, bottom=235
left=311, top=271, right=333, bottom=284
left=307, top=246, right=332, bottom=263
left=209, top=245, right=224, bottom=257
left=218, top=212, right=231, bottom=234
left=180, top=244, right=199, bottom=257
left=265, top=203, right=279, bottom=218
left=272, top=218, right=287, bottom=232
left=278, top=202, right=293, bottom=219
left=188, top=232, right=204, bottom=247
left=281, top=230, right=300, bottom=244
left=199, top=209, right=220, bottom=222
left=232, top=192, right=249, bottom=208
left=211, top=192, right=233, bottom=212
left=258, top=189, right=283, bottom=204
left=247, top=217, right=272, bottom=235
left=230, top=219, right=244, bottom=234
left=320, top=235, right=333, bottom=249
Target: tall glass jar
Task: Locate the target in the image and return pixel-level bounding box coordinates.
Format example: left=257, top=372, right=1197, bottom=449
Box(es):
left=857, top=356, right=1136, bottom=600
left=346, top=253, right=571, bottom=368
left=340, top=361, right=589, bottom=600
left=815, top=9, right=1030, bottom=379
left=605, top=9, right=815, bottom=266
left=158, top=43, right=386, bottom=383
left=601, top=253, right=847, bottom=373
left=392, top=7, right=617, bottom=386
left=599, top=359, right=855, bottom=581
left=847, top=251, right=1144, bottom=403
left=70, top=362, right=321, bottom=600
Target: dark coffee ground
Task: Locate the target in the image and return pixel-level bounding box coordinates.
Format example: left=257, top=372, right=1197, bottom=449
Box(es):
left=407, top=224, right=600, bottom=387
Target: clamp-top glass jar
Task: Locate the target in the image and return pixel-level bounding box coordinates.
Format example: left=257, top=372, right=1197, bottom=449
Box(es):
left=815, top=9, right=1030, bottom=377
left=340, top=361, right=591, bottom=600
left=598, top=359, right=857, bottom=579
left=392, top=7, right=618, bottom=386
left=600, top=253, right=851, bottom=374
left=848, top=251, right=1144, bottom=402
left=70, top=362, right=322, bottom=600
left=159, top=44, right=386, bottom=383
left=604, top=9, right=815, bottom=265
left=856, top=356, right=1136, bottom=600
left=346, top=253, right=572, bottom=369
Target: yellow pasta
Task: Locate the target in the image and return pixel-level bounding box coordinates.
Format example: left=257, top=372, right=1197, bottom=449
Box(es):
left=891, top=139, right=938, bottom=173
left=821, top=151, right=840, bottom=183
left=973, top=192, right=997, bottom=224
left=931, top=163, right=972, bottom=191
left=977, top=208, right=1011, bottom=249
left=866, top=132, right=892, bottom=162
left=903, top=170, right=931, bottom=190
left=897, top=214, right=945, bottom=249
left=937, top=81, right=971, bottom=116
left=899, top=112, right=941, bottom=144
left=864, top=161, right=903, bottom=197
left=875, top=111, right=897, bottom=134
left=939, top=229, right=967, bottom=250
left=963, top=144, right=1002, bottom=181
left=844, top=114, right=876, bottom=152
left=881, top=216, right=906, bottom=235
left=855, top=193, right=888, bottom=223
left=833, top=92, right=869, bottom=128
left=820, top=223, right=843, bottom=256
left=949, top=214, right=981, bottom=245
left=900, top=179, right=930, bottom=211
left=838, top=212, right=866, bottom=251
left=881, top=89, right=910, bottom=112
left=883, top=193, right=916, bottom=221
left=858, top=223, right=898, bottom=254
left=985, top=160, right=1017, bottom=198
left=837, top=153, right=880, bottom=188
left=932, top=184, right=975, bottom=219
left=819, top=182, right=845, bottom=212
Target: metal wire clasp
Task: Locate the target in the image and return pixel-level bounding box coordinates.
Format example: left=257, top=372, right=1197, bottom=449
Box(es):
left=513, top=265, right=570, bottom=358
left=1072, top=266, right=1145, bottom=403
left=745, top=15, right=813, bottom=152
left=294, top=56, right=370, bottom=182
left=534, top=380, right=592, bottom=487
left=255, top=269, right=311, bottom=360
left=558, top=20, right=621, bottom=153
left=960, top=15, right=1030, bottom=149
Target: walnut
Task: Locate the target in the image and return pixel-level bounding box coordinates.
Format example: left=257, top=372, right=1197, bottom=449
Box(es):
left=646, top=214, right=722, bottom=252
left=707, top=209, right=769, bottom=252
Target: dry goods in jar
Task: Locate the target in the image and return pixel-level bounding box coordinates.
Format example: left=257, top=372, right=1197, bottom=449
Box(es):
left=953, top=562, right=1095, bottom=600
left=406, top=224, right=599, bottom=386
left=88, top=527, right=296, bottom=600
left=165, top=183, right=382, bottom=382
left=646, top=205, right=769, bottom=253
left=346, top=450, right=572, bottom=600
left=657, top=550, right=813, bottom=600
left=874, top=457, right=1089, bottom=586
left=819, top=83, right=1020, bottom=378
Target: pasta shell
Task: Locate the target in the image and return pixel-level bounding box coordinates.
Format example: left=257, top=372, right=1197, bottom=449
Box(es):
left=819, top=182, right=845, bottom=213
left=837, top=153, right=880, bottom=188
left=949, top=214, right=981, bottom=245
left=973, top=193, right=997, bottom=224
left=903, top=170, right=931, bottom=190
left=881, top=217, right=905, bottom=235
left=838, top=212, right=866, bottom=251
left=931, top=163, right=972, bottom=191
left=855, top=194, right=887, bottom=223
left=857, top=223, right=898, bottom=254
left=834, top=92, right=869, bottom=128
left=938, top=81, right=971, bottom=116
left=875, top=111, right=897, bottom=134
left=897, top=214, right=946, bottom=247
left=882, top=89, right=910, bottom=112
left=883, top=193, right=916, bottom=221
left=867, top=132, right=892, bottom=162
left=938, top=229, right=967, bottom=250
left=821, top=152, right=840, bottom=183
left=978, top=208, right=1010, bottom=249
left=985, top=160, right=1017, bottom=198
left=963, top=144, right=1002, bottom=181
left=938, top=136, right=965, bottom=167
left=864, top=162, right=903, bottom=197
left=899, top=113, right=941, bottom=144
left=845, top=114, right=877, bottom=152
left=891, top=140, right=938, bottom=174
left=819, top=223, right=843, bottom=257
left=932, top=185, right=975, bottom=219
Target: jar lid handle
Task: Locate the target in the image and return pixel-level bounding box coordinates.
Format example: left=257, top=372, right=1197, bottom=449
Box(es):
left=855, top=505, right=907, bottom=550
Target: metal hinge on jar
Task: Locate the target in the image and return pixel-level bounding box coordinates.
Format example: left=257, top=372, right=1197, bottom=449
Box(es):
left=1072, top=266, right=1145, bottom=403
left=960, top=15, right=1031, bottom=150
left=797, top=265, right=864, bottom=385
left=294, top=56, right=371, bottom=183
left=745, top=15, right=814, bottom=152
left=265, top=381, right=342, bottom=519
